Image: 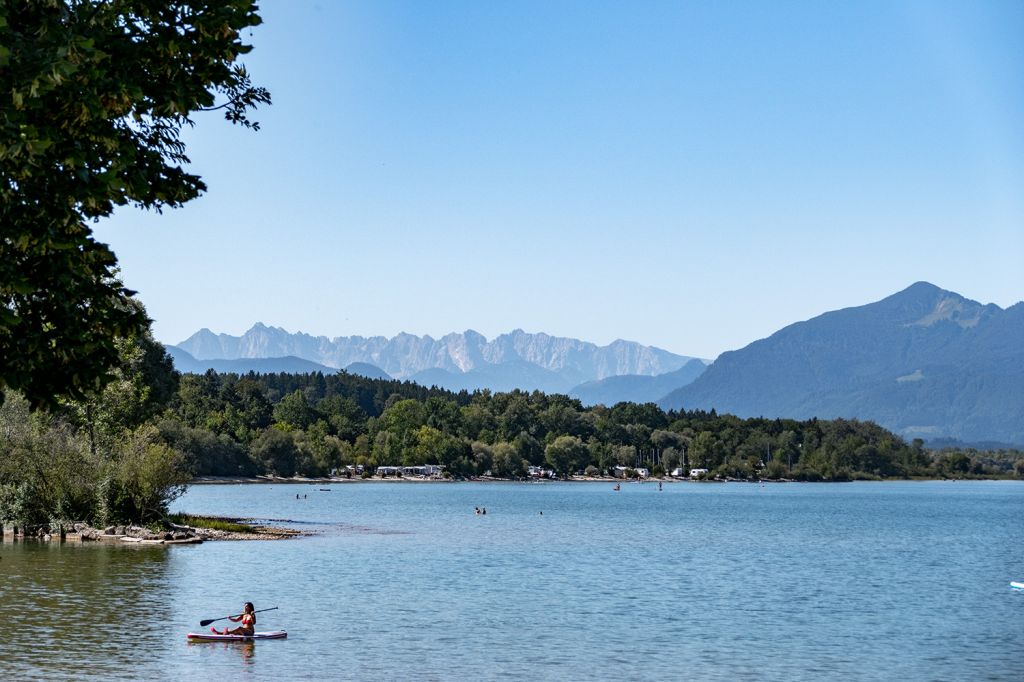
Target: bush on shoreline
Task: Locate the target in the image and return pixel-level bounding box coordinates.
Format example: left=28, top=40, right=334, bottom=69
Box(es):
left=0, top=329, right=189, bottom=528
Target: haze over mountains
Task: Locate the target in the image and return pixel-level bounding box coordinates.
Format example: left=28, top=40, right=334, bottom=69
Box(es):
left=660, top=282, right=1023, bottom=445
left=166, top=282, right=1022, bottom=445
left=169, top=327, right=704, bottom=396
left=163, top=347, right=337, bottom=376
left=570, top=360, right=709, bottom=406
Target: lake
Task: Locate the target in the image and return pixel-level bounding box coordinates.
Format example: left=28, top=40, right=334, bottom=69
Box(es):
left=1, top=481, right=1021, bottom=680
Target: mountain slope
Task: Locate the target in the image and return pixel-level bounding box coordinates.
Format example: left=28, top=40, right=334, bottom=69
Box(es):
left=165, top=345, right=337, bottom=375
left=409, top=360, right=575, bottom=394
left=570, top=359, right=708, bottom=406
left=659, top=283, right=1024, bottom=444
left=343, top=362, right=392, bottom=381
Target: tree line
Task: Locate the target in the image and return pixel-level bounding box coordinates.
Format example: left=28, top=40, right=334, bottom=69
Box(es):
left=166, top=364, right=1024, bottom=482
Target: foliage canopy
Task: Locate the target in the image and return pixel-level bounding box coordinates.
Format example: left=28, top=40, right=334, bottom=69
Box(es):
left=0, top=0, right=269, bottom=408
left=0, top=319, right=187, bottom=527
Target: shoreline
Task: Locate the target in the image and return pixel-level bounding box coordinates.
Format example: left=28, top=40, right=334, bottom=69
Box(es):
left=1, top=517, right=306, bottom=545
left=174, top=515, right=307, bottom=541
left=189, top=474, right=1010, bottom=485
left=190, top=475, right=660, bottom=484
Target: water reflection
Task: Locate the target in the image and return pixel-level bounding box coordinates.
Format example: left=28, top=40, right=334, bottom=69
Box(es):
left=0, top=539, right=172, bottom=681
left=186, top=640, right=257, bottom=667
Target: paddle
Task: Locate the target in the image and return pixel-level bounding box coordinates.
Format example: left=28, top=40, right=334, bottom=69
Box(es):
left=200, top=607, right=278, bottom=627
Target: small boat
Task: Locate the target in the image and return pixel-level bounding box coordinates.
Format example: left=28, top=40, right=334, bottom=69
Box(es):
left=1011, top=581, right=1024, bottom=590
left=187, top=630, right=288, bottom=642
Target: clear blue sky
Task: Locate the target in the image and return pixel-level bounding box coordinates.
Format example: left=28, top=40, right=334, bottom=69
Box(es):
left=95, top=0, right=1024, bottom=359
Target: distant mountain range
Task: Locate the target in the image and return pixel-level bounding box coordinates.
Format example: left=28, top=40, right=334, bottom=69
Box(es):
left=165, top=282, right=1022, bottom=444
left=168, top=327, right=705, bottom=396
left=659, top=282, right=1024, bottom=445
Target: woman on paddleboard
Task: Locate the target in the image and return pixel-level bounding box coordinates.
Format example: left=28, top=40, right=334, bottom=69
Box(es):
left=213, top=602, right=256, bottom=636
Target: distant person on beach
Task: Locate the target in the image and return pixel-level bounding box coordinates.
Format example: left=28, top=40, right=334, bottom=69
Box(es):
left=213, top=602, right=256, bottom=636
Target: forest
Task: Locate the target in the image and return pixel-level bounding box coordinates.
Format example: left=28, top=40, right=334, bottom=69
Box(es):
left=165, top=368, right=1023, bottom=482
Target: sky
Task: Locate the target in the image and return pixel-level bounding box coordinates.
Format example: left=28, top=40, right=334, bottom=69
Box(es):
left=94, top=0, right=1024, bottom=359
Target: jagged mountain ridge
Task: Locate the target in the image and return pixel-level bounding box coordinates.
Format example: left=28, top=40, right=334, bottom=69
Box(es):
left=176, top=325, right=698, bottom=384
left=659, top=282, right=1024, bottom=444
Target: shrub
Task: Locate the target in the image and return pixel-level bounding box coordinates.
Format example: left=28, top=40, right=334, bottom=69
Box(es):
left=97, top=427, right=189, bottom=525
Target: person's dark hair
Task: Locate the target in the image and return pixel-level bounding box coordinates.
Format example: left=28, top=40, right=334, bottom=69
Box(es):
left=244, top=602, right=254, bottom=612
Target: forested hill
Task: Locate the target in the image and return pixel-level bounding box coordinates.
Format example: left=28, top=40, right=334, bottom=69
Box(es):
left=660, top=282, right=1024, bottom=445
left=161, top=369, right=1023, bottom=481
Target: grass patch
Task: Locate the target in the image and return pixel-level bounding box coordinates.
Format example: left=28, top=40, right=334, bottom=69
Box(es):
left=169, top=513, right=254, bottom=534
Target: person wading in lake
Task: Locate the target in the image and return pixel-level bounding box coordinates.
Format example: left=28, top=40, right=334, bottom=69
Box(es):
left=213, top=602, right=256, bottom=636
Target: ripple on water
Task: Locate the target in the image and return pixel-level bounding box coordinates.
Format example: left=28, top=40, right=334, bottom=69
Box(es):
left=1, top=481, right=1022, bottom=681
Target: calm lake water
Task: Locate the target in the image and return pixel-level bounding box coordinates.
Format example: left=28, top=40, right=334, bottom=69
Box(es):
left=1, top=481, right=1021, bottom=680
